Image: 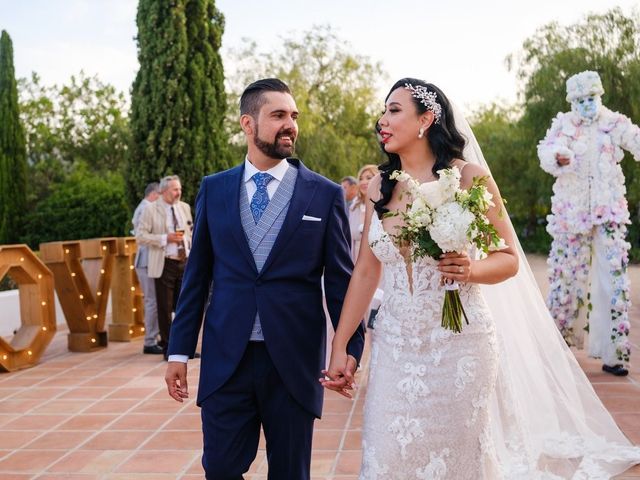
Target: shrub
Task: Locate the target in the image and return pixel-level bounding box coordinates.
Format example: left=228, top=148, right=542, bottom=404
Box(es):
left=21, top=166, right=131, bottom=248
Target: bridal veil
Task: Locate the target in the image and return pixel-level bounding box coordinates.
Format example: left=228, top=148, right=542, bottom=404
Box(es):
left=453, top=105, right=640, bottom=478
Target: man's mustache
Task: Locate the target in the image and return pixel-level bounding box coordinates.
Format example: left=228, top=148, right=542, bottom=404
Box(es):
left=277, top=129, right=296, bottom=141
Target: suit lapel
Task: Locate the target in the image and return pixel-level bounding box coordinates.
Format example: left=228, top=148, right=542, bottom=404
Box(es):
left=259, top=159, right=318, bottom=275
left=223, top=165, right=258, bottom=273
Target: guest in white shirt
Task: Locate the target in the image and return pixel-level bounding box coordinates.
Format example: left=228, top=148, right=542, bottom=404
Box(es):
left=132, top=182, right=163, bottom=354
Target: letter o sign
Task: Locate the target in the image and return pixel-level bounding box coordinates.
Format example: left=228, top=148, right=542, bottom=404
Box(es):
left=0, top=245, right=56, bottom=372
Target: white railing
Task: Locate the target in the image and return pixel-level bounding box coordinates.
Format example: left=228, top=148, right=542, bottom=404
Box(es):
left=0, top=289, right=113, bottom=338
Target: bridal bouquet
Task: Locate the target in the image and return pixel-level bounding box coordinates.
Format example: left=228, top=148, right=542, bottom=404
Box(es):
left=388, top=167, right=506, bottom=332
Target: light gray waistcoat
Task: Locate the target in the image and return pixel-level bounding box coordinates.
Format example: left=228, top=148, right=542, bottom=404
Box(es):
left=240, top=165, right=298, bottom=341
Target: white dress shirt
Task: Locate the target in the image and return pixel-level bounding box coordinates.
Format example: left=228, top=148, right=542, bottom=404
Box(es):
left=160, top=199, right=187, bottom=258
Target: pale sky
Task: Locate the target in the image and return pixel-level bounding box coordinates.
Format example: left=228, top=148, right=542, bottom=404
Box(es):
left=1, top=0, right=638, bottom=113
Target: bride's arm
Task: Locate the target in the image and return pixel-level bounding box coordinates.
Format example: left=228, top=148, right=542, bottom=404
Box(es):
left=322, top=176, right=382, bottom=393
left=439, top=163, right=519, bottom=285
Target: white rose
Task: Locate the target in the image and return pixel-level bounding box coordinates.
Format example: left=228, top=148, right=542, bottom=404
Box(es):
left=418, top=181, right=446, bottom=209
left=429, top=203, right=474, bottom=252
left=436, top=167, right=461, bottom=203
left=488, top=238, right=508, bottom=251
left=482, top=189, right=495, bottom=208
left=410, top=196, right=428, bottom=214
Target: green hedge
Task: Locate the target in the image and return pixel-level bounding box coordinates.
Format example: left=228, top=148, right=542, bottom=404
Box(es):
left=21, top=167, right=131, bottom=249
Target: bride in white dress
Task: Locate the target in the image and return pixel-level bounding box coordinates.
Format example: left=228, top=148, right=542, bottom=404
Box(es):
left=322, top=78, right=640, bottom=479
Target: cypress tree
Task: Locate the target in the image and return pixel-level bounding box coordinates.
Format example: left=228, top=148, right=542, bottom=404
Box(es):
left=128, top=0, right=230, bottom=206
left=0, top=30, right=27, bottom=244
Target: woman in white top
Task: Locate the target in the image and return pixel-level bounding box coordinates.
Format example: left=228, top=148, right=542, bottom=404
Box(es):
left=348, top=164, right=379, bottom=263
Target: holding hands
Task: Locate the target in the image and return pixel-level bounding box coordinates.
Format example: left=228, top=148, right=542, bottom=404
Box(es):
left=167, top=231, right=184, bottom=243
left=320, top=351, right=358, bottom=399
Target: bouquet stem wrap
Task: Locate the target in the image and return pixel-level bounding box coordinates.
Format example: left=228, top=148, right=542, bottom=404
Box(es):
left=442, top=279, right=469, bottom=333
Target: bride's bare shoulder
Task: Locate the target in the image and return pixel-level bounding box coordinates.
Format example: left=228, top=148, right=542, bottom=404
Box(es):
left=453, top=160, right=490, bottom=189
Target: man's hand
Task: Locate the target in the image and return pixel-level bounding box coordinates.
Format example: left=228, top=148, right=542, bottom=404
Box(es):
left=167, top=232, right=184, bottom=244
left=555, top=153, right=571, bottom=166
left=320, top=354, right=358, bottom=399
left=165, top=361, right=189, bottom=402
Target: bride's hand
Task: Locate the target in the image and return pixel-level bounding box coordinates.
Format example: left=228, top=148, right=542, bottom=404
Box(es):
left=438, top=251, right=472, bottom=283
left=320, top=351, right=357, bottom=399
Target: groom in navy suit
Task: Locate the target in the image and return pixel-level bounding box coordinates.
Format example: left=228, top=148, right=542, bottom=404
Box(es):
left=164, top=78, right=365, bottom=479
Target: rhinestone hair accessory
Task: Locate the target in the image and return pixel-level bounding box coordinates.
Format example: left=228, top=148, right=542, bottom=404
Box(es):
left=404, top=83, right=442, bottom=124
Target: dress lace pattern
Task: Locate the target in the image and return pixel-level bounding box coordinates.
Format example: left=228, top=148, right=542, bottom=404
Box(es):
left=362, top=214, right=640, bottom=479
left=362, top=214, right=499, bottom=479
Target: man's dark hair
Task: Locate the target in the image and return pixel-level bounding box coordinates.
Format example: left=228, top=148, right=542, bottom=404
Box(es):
left=374, top=78, right=467, bottom=219
left=240, top=78, right=292, bottom=118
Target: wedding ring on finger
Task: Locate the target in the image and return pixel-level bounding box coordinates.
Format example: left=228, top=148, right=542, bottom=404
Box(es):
left=458, top=266, right=464, bottom=273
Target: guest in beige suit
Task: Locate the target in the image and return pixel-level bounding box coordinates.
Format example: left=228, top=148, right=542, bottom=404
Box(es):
left=136, top=175, right=193, bottom=359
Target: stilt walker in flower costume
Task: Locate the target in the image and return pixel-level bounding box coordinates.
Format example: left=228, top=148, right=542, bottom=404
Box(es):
left=538, top=71, right=640, bottom=376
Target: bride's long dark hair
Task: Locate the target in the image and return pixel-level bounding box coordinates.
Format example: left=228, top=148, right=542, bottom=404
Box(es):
left=373, top=78, right=467, bottom=218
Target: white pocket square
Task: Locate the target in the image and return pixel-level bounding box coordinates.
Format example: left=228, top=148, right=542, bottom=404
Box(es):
left=302, top=215, right=322, bottom=222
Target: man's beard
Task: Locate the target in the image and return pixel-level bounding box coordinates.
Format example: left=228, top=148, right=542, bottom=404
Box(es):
left=254, top=124, right=296, bottom=159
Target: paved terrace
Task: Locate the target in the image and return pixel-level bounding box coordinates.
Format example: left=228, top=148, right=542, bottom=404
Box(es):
left=0, top=254, right=639, bottom=479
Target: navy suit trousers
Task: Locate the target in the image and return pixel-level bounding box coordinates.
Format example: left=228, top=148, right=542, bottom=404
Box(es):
left=201, top=342, right=315, bottom=480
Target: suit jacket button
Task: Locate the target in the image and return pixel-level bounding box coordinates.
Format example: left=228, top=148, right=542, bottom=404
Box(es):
left=256, top=279, right=262, bottom=286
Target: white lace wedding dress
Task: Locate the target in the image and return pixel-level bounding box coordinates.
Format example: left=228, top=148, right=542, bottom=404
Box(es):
left=362, top=212, right=640, bottom=479
left=363, top=213, right=500, bottom=479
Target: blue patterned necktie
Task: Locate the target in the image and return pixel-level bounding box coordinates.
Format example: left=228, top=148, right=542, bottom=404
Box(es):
left=250, top=172, right=274, bottom=223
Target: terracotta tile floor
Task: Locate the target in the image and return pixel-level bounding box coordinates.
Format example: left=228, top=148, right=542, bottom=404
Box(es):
left=0, top=254, right=639, bottom=479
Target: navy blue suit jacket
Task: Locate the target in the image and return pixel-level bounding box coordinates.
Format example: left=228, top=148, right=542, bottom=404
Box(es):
left=168, top=159, right=365, bottom=418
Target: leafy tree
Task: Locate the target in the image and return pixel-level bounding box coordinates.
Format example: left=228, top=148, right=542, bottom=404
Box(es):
left=471, top=104, right=551, bottom=252
left=129, top=0, right=230, bottom=206
left=225, top=25, right=387, bottom=180
left=18, top=72, right=130, bottom=207
left=0, top=30, right=27, bottom=244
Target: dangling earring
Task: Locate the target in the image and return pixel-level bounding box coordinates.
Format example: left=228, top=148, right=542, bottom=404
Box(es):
left=418, top=127, right=425, bottom=139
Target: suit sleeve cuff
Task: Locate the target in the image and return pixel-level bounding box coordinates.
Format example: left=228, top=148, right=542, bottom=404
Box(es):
left=167, top=354, right=188, bottom=363
left=346, top=337, right=364, bottom=366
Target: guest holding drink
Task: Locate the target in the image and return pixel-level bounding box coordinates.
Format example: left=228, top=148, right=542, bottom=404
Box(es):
left=136, top=175, right=193, bottom=359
